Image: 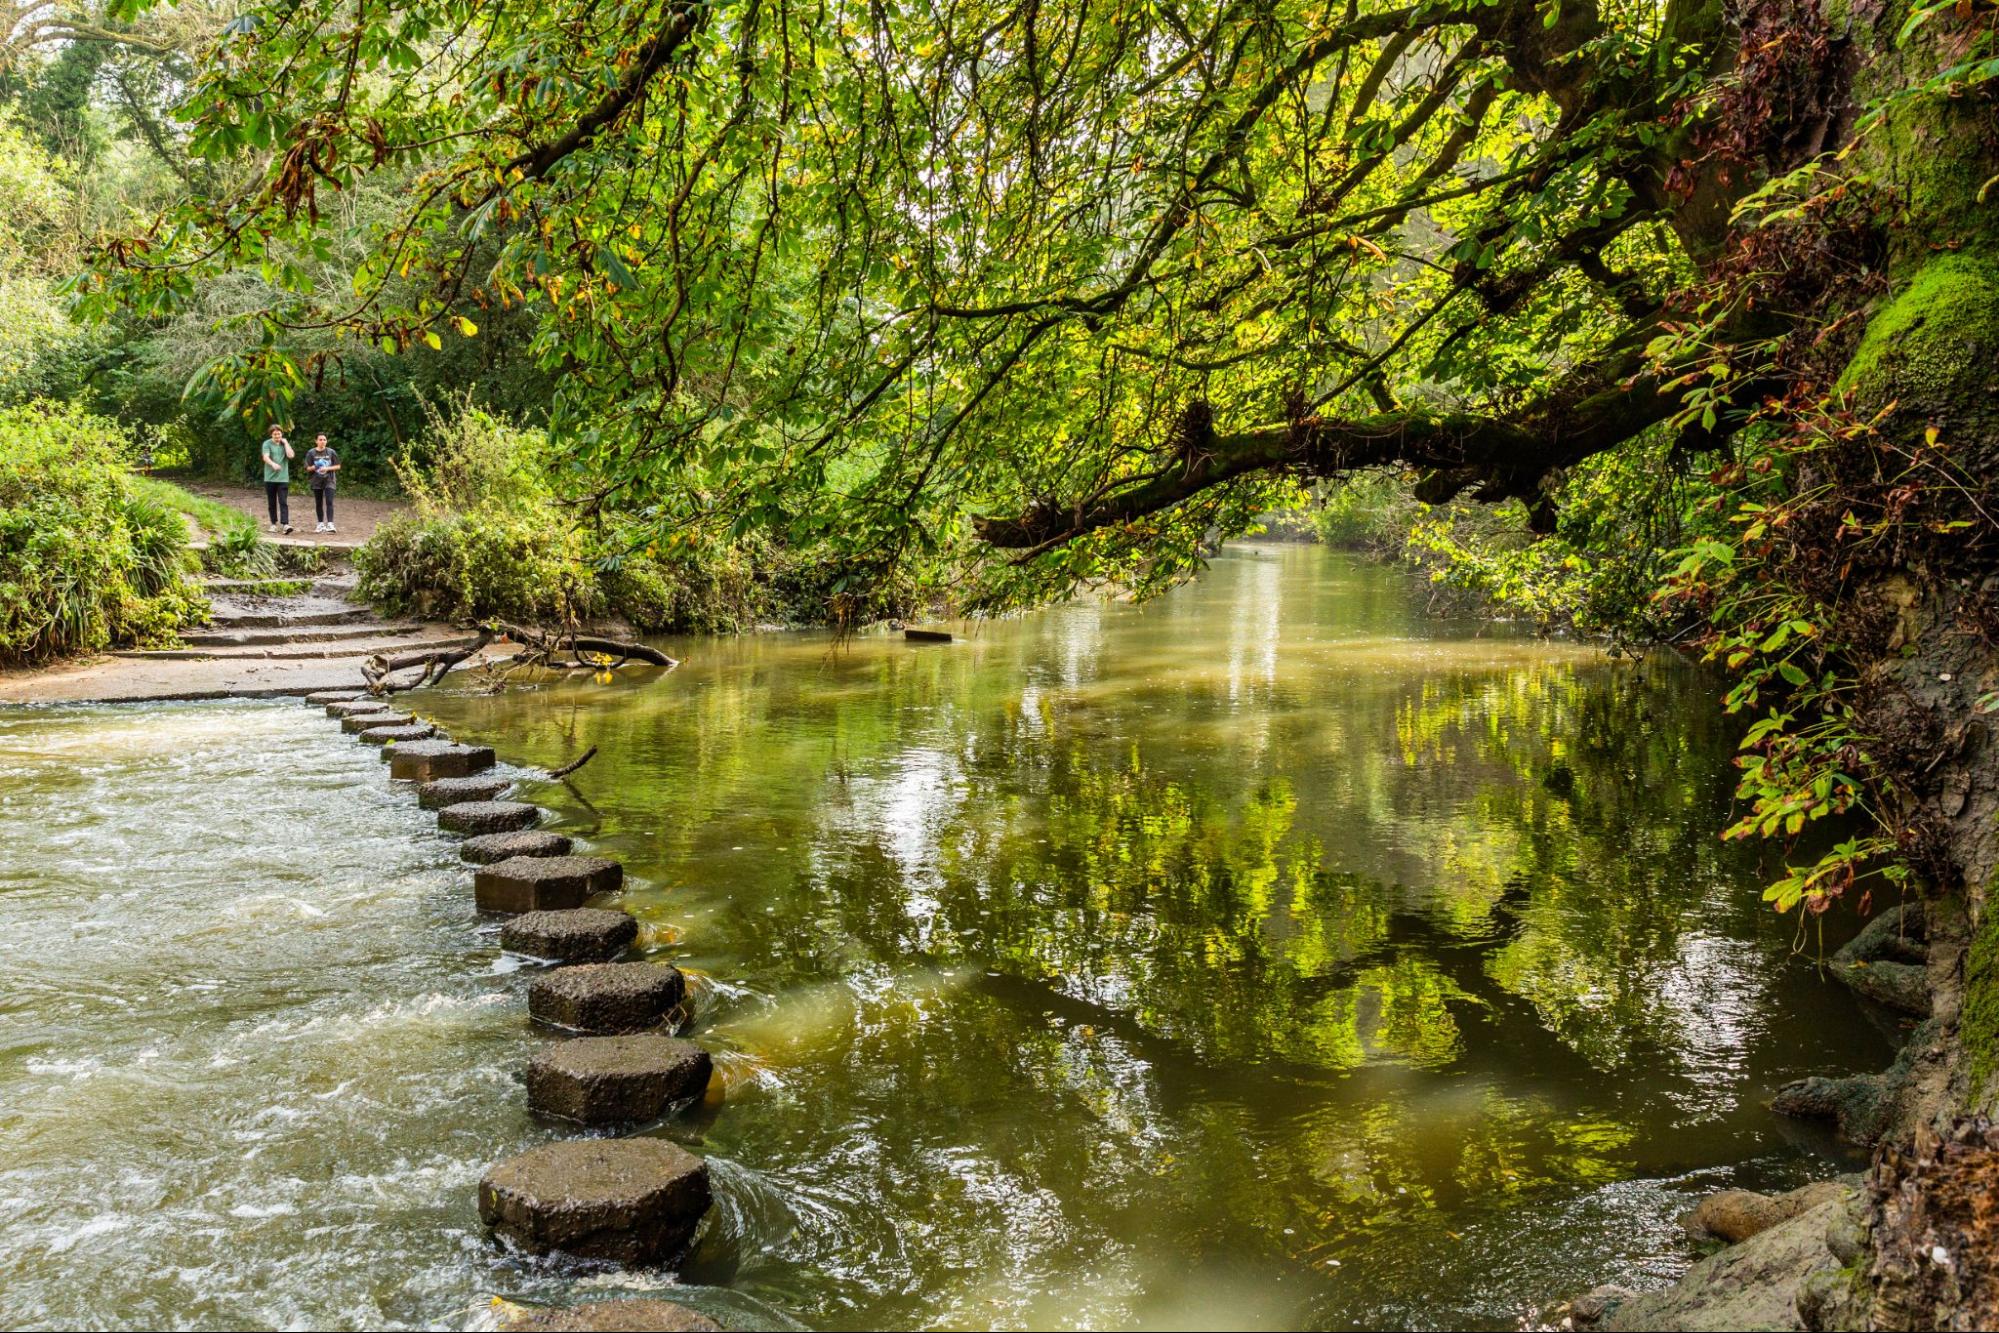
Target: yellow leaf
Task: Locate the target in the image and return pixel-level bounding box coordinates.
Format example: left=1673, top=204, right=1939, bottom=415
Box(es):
left=456, top=316, right=479, bottom=337
left=423, top=330, right=442, bottom=350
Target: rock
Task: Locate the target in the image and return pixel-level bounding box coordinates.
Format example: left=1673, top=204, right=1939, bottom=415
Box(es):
left=529, top=962, right=686, bottom=1033
left=499, top=1300, right=721, bottom=1332
left=417, top=775, right=511, bottom=810
left=438, top=800, right=541, bottom=835
left=326, top=699, right=386, bottom=717
left=476, top=856, right=624, bottom=914
left=1830, top=959, right=1930, bottom=1015
left=386, top=740, right=494, bottom=781
left=1570, top=1285, right=1635, bottom=1326
left=1773, top=1074, right=1892, bottom=1144
left=358, top=722, right=435, bottom=745
left=1685, top=1180, right=1852, bottom=1245
left=477, top=1137, right=710, bottom=1266
left=1602, top=1197, right=1851, bottom=1331
left=525, top=1034, right=713, bottom=1124
left=502, top=908, right=638, bottom=963
left=463, top=830, right=573, bottom=864
left=304, top=689, right=366, bottom=704
left=342, top=710, right=413, bottom=734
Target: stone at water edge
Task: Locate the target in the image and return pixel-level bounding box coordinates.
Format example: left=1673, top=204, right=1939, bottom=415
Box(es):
left=342, top=711, right=413, bottom=734
left=525, top=1034, right=713, bottom=1125
left=386, top=739, right=494, bottom=781
left=462, top=830, right=573, bottom=864
left=416, top=775, right=510, bottom=810
left=305, top=689, right=366, bottom=705
left=528, top=961, right=685, bottom=1033
left=475, top=855, right=624, bottom=914
left=502, top=908, right=639, bottom=963
left=437, top=800, right=540, bottom=835
left=478, top=1137, right=711, bottom=1266
left=327, top=699, right=390, bottom=718
left=499, top=1301, right=721, bottom=1333
left=359, top=723, right=435, bottom=745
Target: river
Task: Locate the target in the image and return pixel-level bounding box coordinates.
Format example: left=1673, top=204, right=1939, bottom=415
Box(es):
left=0, top=545, right=1897, bottom=1330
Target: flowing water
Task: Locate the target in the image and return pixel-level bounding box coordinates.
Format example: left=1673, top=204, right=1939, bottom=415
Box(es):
left=0, top=545, right=1902, bottom=1331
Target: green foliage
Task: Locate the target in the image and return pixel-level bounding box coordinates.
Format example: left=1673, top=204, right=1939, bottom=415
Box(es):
left=0, top=402, right=206, bottom=665
left=125, top=472, right=276, bottom=576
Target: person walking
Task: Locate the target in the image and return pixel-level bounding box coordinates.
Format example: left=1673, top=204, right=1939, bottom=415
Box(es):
left=304, top=433, right=340, bottom=533
left=261, top=426, right=294, bottom=533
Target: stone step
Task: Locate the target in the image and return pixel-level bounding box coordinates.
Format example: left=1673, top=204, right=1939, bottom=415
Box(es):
left=359, top=722, right=435, bottom=745
left=181, top=622, right=425, bottom=648
left=501, top=908, right=638, bottom=964
left=387, top=740, right=495, bottom=782
left=438, top=799, right=540, bottom=835
left=475, top=855, right=623, bottom=913
left=341, top=710, right=416, bottom=733
left=462, top=830, right=573, bottom=864
left=417, top=775, right=512, bottom=809
left=528, top=962, right=686, bottom=1034
left=207, top=606, right=364, bottom=629
left=304, top=689, right=368, bottom=705
left=524, top=1034, right=712, bottom=1125
left=113, top=633, right=482, bottom=662
left=201, top=576, right=354, bottom=597
left=477, top=1138, right=710, bottom=1266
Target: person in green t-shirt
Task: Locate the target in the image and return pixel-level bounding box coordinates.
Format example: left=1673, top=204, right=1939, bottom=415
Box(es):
left=261, top=426, right=295, bottom=533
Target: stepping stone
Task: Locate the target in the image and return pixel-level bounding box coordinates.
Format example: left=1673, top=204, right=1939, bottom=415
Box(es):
left=502, top=908, right=638, bottom=963
left=359, top=722, right=434, bottom=745
left=478, top=1137, right=710, bottom=1266
left=526, top=1034, right=712, bottom=1125
left=387, top=740, right=493, bottom=781
left=463, top=830, right=573, bottom=864
left=476, top=855, right=623, bottom=914
left=529, top=962, right=685, bottom=1033
left=342, top=710, right=413, bottom=733
left=500, top=1300, right=720, bottom=1332
left=306, top=689, right=366, bottom=705
left=418, top=775, right=511, bottom=809
left=327, top=699, right=388, bottom=718
left=438, top=800, right=540, bottom=835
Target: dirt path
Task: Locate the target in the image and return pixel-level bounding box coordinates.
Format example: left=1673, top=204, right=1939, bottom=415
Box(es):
left=185, top=481, right=410, bottom=549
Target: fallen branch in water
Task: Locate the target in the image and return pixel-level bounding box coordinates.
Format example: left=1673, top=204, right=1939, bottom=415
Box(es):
left=546, top=745, right=598, bottom=780
left=494, top=622, right=678, bottom=671
left=364, top=631, right=494, bottom=695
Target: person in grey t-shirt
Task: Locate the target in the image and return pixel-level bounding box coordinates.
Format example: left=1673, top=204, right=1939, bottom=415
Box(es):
left=304, top=434, right=340, bottom=533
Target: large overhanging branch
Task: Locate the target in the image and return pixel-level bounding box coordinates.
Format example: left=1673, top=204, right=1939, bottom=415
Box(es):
left=976, top=325, right=1728, bottom=554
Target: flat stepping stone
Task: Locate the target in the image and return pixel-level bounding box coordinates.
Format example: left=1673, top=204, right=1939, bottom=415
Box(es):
left=526, top=1034, right=713, bottom=1126
left=327, top=699, right=389, bottom=718
left=501, top=1301, right=720, bottom=1333
left=529, top=962, right=685, bottom=1033
left=386, top=740, right=493, bottom=781
left=476, top=855, right=623, bottom=914
left=502, top=908, right=638, bottom=963
left=305, top=689, right=366, bottom=704
left=359, top=722, right=435, bottom=745
left=478, top=1137, right=710, bottom=1266
left=463, top=830, right=573, bottom=864
left=438, top=800, right=540, bottom=835
left=342, top=710, right=413, bottom=733
left=418, top=775, right=512, bottom=809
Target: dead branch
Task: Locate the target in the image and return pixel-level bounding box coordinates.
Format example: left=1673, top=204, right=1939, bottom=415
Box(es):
left=364, top=631, right=494, bottom=695
left=547, top=745, right=599, bottom=779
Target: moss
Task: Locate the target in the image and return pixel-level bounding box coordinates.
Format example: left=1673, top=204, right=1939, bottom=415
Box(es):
left=1963, top=882, right=1999, bottom=1108
left=1837, top=253, right=1999, bottom=422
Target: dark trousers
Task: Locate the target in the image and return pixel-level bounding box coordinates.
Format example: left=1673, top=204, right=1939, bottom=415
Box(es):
left=265, top=482, right=289, bottom=526
left=313, top=488, right=334, bottom=523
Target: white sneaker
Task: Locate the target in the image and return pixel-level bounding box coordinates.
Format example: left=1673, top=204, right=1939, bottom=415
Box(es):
left=316, top=522, right=328, bottom=533
left=326, top=524, right=337, bottom=534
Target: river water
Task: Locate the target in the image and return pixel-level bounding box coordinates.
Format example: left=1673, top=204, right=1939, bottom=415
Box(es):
left=0, top=545, right=1898, bottom=1330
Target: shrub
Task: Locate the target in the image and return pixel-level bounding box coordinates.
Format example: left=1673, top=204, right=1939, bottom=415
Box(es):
left=0, top=402, right=206, bottom=665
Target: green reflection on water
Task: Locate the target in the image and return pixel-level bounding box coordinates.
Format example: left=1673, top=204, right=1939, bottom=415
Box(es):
left=410, top=545, right=1896, bottom=1331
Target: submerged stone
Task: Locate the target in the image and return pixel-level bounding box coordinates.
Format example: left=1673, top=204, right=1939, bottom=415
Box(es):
left=438, top=800, right=541, bottom=835
left=387, top=740, right=493, bottom=781
left=462, top=830, right=573, bottom=864
left=476, top=855, right=623, bottom=914
left=478, top=1137, right=710, bottom=1266
left=359, top=722, right=434, bottom=745
left=305, top=689, right=366, bottom=704
left=418, top=775, right=511, bottom=810
left=525, top=1034, right=712, bottom=1125
left=502, top=908, right=639, bottom=963
left=528, top=962, right=685, bottom=1033
left=500, top=1301, right=720, bottom=1333
left=342, top=710, right=412, bottom=733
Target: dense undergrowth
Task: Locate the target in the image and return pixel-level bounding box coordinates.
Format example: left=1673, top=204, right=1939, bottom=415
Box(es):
left=357, top=410, right=926, bottom=632
left=0, top=402, right=206, bottom=666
